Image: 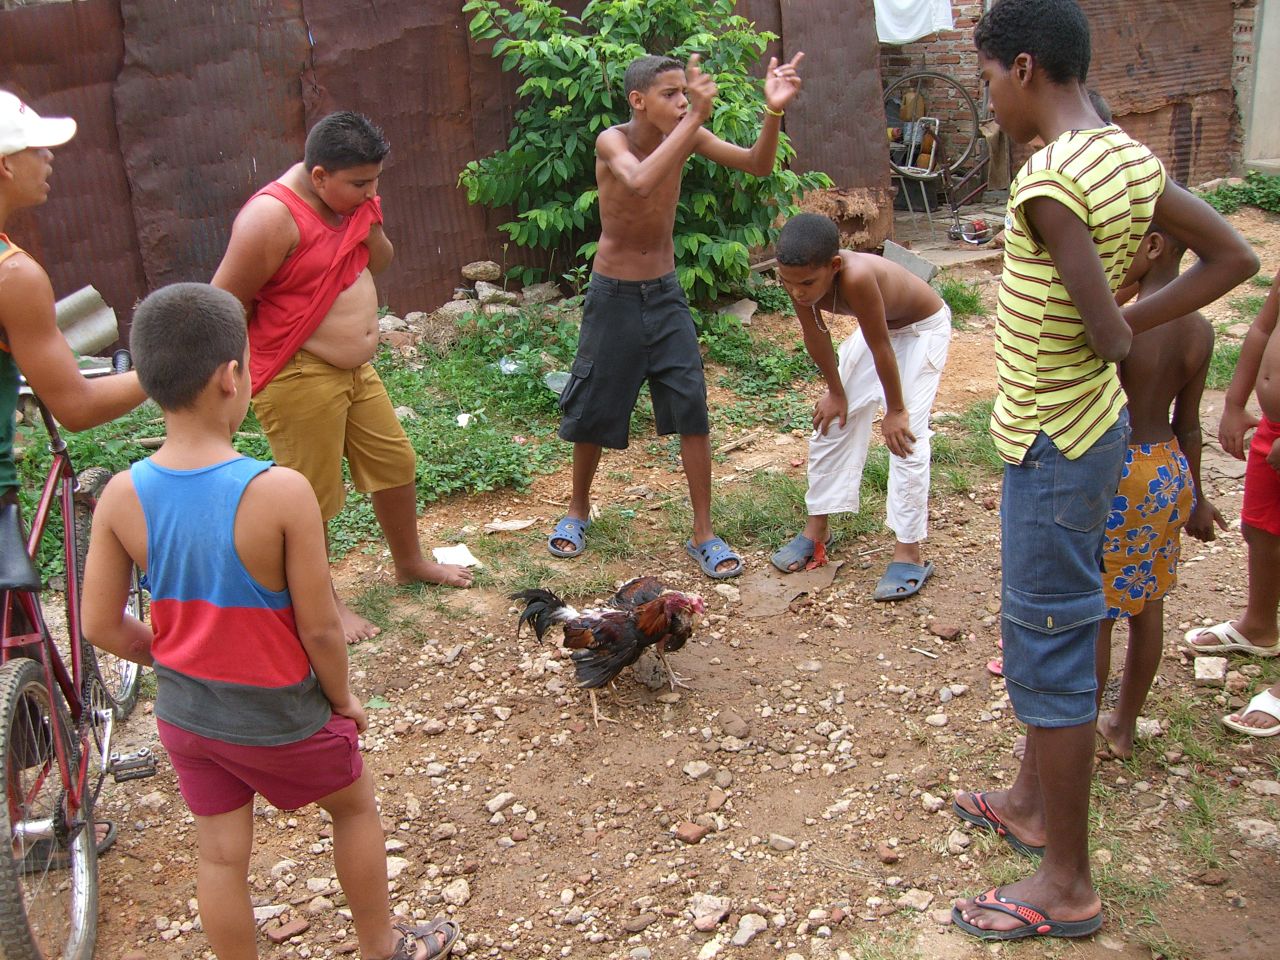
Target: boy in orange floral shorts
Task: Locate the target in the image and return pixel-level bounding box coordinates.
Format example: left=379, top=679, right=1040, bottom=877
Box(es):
left=1094, top=225, right=1227, bottom=759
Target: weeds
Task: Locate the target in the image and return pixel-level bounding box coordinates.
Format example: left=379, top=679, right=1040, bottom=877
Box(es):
left=933, top=276, right=984, bottom=325
left=1230, top=293, right=1268, bottom=319
left=1197, top=171, right=1280, bottom=215
left=741, top=276, right=795, bottom=316
left=1206, top=342, right=1241, bottom=391
left=1252, top=273, right=1274, bottom=288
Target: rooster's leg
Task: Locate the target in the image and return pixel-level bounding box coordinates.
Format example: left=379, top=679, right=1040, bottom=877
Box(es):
left=657, top=651, right=691, bottom=691
left=589, top=689, right=618, bottom=726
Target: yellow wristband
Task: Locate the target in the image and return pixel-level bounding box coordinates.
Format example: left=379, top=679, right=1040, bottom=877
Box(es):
left=764, top=105, right=784, bottom=117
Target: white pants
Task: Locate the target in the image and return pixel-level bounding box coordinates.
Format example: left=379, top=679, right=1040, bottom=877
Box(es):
left=805, top=304, right=951, bottom=544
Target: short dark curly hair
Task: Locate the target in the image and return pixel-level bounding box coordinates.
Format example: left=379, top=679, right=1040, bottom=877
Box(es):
left=975, top=0, right=1091, bottom=85
left=777, top=213, right=839, bottom=267
left=132, top=283, right=246, bottom=411
left=303, top=111, right=389, bottom=173
left=625, top=55, right=684, bottom=96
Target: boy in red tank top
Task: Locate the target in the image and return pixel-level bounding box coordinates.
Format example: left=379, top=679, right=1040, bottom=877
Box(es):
left=213, top=112, right=472, bottom=645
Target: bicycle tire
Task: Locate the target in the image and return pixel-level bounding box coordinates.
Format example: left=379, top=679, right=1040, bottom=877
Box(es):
left=884, top=70, right=980, bottom=180
left=72, top=467, right=143, bottom=719
left=0, top=658, right=98, bottom=960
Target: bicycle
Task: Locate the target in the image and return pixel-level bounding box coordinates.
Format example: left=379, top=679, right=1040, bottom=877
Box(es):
left=0, top=358, right=154, bottom=960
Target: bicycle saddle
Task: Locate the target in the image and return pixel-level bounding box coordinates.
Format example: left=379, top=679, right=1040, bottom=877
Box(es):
left=0, top=501, right=41, bottom=591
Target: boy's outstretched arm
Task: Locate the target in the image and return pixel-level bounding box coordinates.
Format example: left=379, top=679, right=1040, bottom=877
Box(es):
left=278, top=469, right=367, bottom=732
left=694, top=53, right=804, bottom=176
left=81, top=474, right=154, bottom=666
left=1124, top=183, right=1259, bottom=336
left=1173, top=325, right=1227, bottom=541
left=0, top=257, right=145, bottom=431
left=1023, top=196, right=1132, bottom=362
left=1219, top=275, right=1279, bottom=458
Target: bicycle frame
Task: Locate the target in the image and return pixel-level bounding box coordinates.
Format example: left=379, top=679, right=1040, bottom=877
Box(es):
left=0, top=397, right=98, bottom=833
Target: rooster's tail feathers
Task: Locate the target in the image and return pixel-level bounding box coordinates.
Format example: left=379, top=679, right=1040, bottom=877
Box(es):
left=509, top=588, right=573, bottom=641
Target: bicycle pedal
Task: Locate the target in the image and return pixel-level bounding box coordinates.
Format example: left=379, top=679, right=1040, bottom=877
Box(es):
left=109, top=747, right=156, bottom=782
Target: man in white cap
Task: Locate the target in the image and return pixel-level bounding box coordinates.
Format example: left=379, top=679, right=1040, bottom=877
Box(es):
left=0, top=90, right=146, bottom=859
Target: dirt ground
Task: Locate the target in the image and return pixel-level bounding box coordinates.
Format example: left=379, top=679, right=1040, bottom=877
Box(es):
left=91, top=209, right=1280, bottom=960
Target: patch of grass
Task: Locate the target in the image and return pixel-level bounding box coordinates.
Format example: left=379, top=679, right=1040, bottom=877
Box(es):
left=933, top=400, right=1003, bottom=474
left=348, top=583, right=395, bottom=626
left=840, top=931, right=921, bottom=960
left=717, top=395, right=811, bottom=431
left=933, top=276, right=984, bottom=325
left=1197, top=172, right=1280, bottom=214
left=695, top=308, right=814, bottom=396
left=1230, top=293, right=1268, bottom=319
left=1129, top=910, right=1195, bottom=960
left=1252, top=273, right=1274, bottom=288
left=739, top=276, right=795, bottom=316
left=1206, top=342, right=1241, bottom=391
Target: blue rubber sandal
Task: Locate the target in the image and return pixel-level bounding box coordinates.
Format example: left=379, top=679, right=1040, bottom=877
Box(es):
left=872, top=560, right=934, bottom=601
left=548, top=516, right=590, bottom=558
left=770, top=533, right=834, bottom=573
left=686, top=536, right=744, bottom=580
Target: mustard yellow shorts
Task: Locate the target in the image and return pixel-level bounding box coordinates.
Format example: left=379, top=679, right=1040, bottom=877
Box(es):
left=252, top=351, right=416, bottom=523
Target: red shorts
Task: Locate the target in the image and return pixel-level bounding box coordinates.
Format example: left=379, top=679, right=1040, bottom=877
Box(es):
left=1243, top=417, right=1280, bottom=537
left=157, top=714, right=363, bottom=817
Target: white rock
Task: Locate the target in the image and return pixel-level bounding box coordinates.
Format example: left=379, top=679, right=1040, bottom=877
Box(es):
left=384, top=857, right=410, bottom=880
left=896, top=889, right=935, bottom=911
left=485, top=791, right=517, bottom=814
left=560, top=888, right=575, bottom=906
left=713, top=583, right=740, bottom=602
left=475, top=281, right=519, bottom=305
left=768, top=834, right=797, bottom=851
left=731, top=913, right=768, bottom=946
left=1246, top=779, right=1280, bottom=797
left=252, top=904, right=287, bottom=924
left=1194, top=657, right=1229, bottom=685
left=461, top=260, right=502, bottom=282
left=924, top=713, right=948, bottom=727
left=442, top=878, right=472, bottom=906
left=521, top=281, right=563, bottom=305
left=947, top=829, right=971, bottom=854
left=920, top=792, right=945, bottom=813
left=690, top=893, right=731, bottom=931
left=797, top=660, right=823, bottom=672
left=683, top=760, right=714, bottom=780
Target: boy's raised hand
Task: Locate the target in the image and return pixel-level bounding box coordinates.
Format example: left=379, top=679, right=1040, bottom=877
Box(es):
left=764, top=53, right=804, bottom=113
left=685, top=54, right=717, bottom=122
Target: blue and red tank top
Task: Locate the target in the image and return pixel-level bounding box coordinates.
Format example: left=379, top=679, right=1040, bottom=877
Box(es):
left=132, top=455, right=331, bottom=745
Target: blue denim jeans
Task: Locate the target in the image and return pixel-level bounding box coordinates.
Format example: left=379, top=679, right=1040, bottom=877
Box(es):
left=1000, top=412, right=1129, bottom=727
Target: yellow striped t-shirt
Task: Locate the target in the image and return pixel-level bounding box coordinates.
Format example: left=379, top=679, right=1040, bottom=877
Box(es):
left=991, top=126, right=1165, bottom=463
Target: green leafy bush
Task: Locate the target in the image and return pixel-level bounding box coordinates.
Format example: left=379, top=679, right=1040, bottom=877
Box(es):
left=459, top=0, right=831, bottom=303
left=1197, top=172, right=1280, bottom=215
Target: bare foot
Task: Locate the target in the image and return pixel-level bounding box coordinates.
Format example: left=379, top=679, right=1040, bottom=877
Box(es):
left=1095, top=711, right=1134, bottom=760
left=396, top=558, right=474, bottom=589
left=338, top=598, right=381, bottom=645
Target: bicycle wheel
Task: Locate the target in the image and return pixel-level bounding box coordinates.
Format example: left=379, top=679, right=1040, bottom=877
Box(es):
left=72, top=467, right=143, bottom=719
left=0, top=658, right=98, bottom=960
left=884, top=70, right=980, bottom=180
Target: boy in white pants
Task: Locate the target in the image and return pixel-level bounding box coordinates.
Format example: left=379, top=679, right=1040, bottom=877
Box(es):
left=771, top=213, right=950, bottom=600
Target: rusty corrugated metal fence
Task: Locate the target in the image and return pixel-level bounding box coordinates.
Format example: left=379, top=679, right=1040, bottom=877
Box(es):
left=0, top=0, right=888, bottom=338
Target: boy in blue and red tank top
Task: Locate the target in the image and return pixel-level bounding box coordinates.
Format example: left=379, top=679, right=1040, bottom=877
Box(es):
left=81, top=283, right=460, bottom=960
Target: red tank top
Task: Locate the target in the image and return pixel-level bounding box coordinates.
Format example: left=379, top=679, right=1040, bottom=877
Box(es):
left=245, top=182, right=382, bottom=393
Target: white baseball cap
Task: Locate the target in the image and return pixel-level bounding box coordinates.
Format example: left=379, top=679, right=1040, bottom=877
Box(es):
left=0, top=91, right=76, bottom=157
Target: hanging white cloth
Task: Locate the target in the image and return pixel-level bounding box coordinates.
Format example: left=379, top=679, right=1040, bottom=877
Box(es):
left=875, top=0, right=955, bottom=44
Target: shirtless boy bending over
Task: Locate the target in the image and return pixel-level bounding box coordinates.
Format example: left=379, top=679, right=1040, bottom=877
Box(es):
left=550, top=52, right=804, bottom=579
left=214, top=112, right=471, bottom=643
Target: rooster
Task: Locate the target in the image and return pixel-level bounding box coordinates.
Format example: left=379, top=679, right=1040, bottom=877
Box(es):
left=511, top=576, right=705, bottom=725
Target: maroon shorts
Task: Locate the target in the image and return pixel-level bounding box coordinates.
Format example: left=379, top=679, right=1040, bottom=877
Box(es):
left=156, top=714, right=363, bottom=817
left=1243, top=416, right=1280, bottom=537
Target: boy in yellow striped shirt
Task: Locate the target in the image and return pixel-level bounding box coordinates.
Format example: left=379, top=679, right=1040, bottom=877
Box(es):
left=950, top=0, right=1257, bottom=943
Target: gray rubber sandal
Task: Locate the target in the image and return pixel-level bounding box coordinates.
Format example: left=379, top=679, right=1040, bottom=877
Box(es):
left=770, top=533, right=834, bottom=573
left=548, top=516, right=589, bottom=558
left=873, top=561, right=934, bottom=601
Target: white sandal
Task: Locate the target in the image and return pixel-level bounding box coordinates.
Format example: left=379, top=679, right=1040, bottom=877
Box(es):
left=1222, top=689, right=1280, bottom=737
left=1181, top=621, right=1280, bottom=657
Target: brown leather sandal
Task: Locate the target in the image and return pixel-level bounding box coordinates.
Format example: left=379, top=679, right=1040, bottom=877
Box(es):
left=389, top=918, right=460, bottom=960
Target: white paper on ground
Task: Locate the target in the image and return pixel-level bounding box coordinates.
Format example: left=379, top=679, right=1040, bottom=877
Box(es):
left=432, top=543, right=482, bottom=567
